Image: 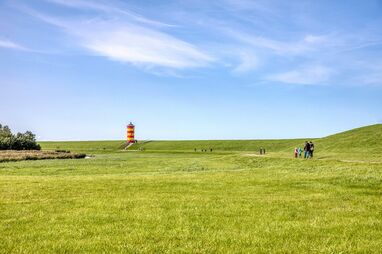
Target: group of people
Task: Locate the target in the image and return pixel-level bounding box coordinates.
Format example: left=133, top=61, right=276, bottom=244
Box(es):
left=294, top=141, right=315, bottom=159
left=195, top=148, right=213, bottom=152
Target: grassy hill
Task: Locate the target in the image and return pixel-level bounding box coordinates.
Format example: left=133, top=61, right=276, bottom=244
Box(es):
left=316, top=124, right=382, bottom=153
left=128, top=124, right=381, bottom=160
left=134, top=124, right=381, bottom=150
left=39, top=124, right=382, bottom=161
left=129, top=139, right=307, bottom=152
left=312, top=124, right=382, bottom=161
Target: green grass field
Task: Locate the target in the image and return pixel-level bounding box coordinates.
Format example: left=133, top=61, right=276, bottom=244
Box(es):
left=1, top=124, right=381, bottom=253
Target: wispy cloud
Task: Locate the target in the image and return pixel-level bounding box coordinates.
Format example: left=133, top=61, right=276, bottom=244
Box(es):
left=45, top=0, right=174, bottom=28
left=267, top=65, right=333, bottom=85
left=226, top=30, right=329, bottom=56
left=304, top=34, right=327, bottom=44
left=0, top=38, right=28, bottom=51
left=81, top=23, right=215, bottom=68
left=23, top=2, right=214, bottom=69
left=233, top=51, right=259, bottom=73
left=9, top=0, right=382, bottom=86
left=348, top=61, right=382, bottom=86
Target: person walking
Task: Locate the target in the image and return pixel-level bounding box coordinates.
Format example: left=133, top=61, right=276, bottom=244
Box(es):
left=304, top=141, right=311, bottom=159
left=309, top=141, right=315, bottom=158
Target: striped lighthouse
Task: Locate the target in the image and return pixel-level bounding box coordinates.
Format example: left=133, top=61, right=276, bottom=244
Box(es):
left=127, top=122, right=136, bottom=143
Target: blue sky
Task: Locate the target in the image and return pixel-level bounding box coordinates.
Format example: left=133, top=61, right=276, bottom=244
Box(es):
left=1, top=0, right=382, bottom=140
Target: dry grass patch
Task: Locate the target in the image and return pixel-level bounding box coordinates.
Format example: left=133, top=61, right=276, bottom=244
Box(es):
left=0, top=150, right=86, bottom=162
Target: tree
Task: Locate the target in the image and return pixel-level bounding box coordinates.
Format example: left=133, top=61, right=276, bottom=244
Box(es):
left=0, top=125, right=13, bottom=149
left=0, top=124, right=40, bottom=150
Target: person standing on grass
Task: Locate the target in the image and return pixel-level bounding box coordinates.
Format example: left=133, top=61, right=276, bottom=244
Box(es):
left=298, top=147, right=302, bottom=157
left=294, top=148, right=298, bottom=158
left=309, top=141, right=315, bottom=158
left=304, top=141, right=311, bottom=158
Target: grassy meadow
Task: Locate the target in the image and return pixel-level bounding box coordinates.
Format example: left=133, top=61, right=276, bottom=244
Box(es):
left=1, top=124, right=381, bottom=253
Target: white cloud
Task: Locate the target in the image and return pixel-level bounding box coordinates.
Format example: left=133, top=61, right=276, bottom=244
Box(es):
left=45, top=0, right=174, bottom=28
left=354, top=64, right=382, bottom=86
left=304, top=34, right=327, bottom=44
left=81, top=23, right=214, bottom=68
left=362, top=73, right=382, bottom=85
left=26, top=9, right=214, bottom=69
left=233, top=51, right=259, bottom=73
left=227, top=31, right=317, bottom=56
left=267, top=65, right=333, bottom=85
left=222, top=26, right=336, bottom=57
left=0, top=39, right=27, bottom=51
left=15, top=0, right=382, bottom=86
